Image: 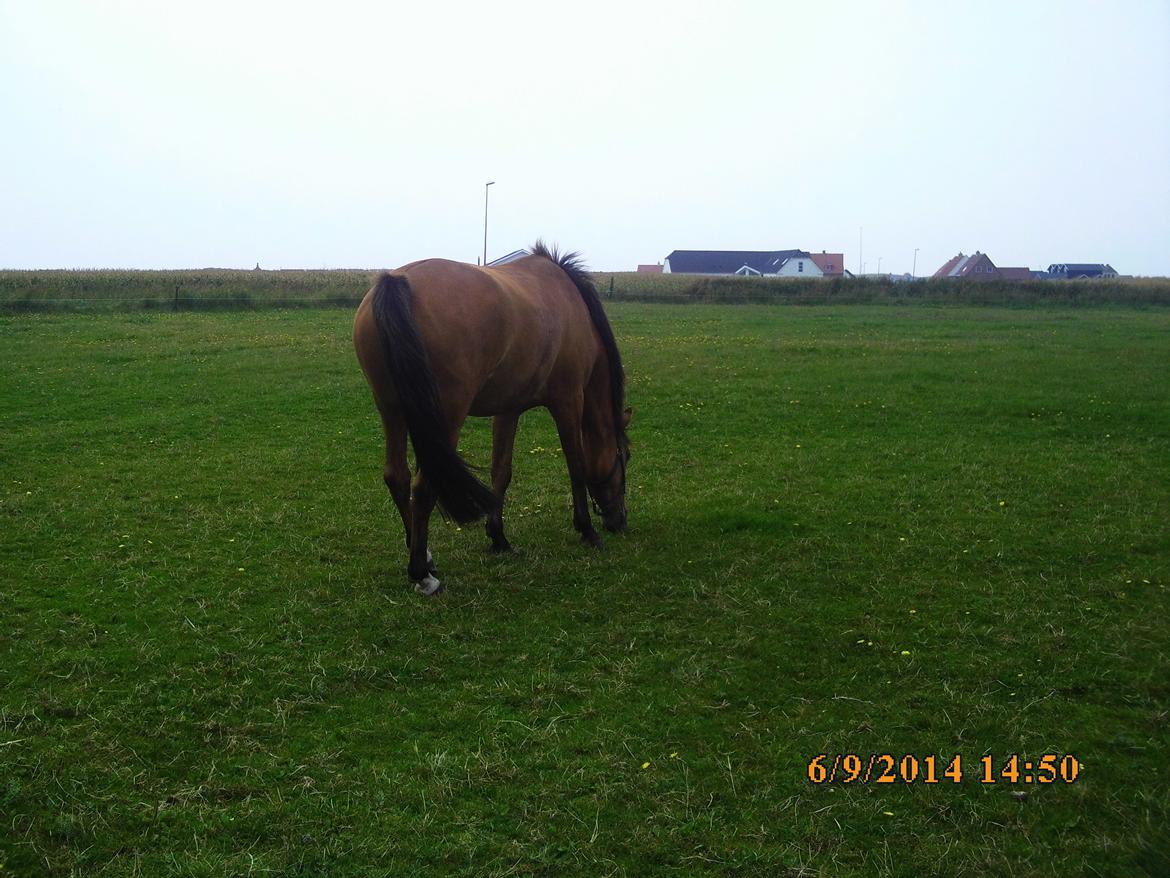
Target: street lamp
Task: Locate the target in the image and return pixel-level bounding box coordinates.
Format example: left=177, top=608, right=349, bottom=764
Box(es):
left=483, top=181, right=495, bottom=267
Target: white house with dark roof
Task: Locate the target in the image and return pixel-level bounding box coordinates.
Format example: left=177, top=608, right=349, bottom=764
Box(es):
left=664, top=249, right=824, bottom=277
left=1046, top=263, right=1118, bottom=279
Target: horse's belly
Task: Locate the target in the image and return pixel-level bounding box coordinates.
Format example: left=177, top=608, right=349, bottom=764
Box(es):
left=467, top=371, right=548, bottom=416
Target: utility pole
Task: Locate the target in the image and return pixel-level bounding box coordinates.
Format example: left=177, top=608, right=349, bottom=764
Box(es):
left=913, top=248, right=919, bottom=278
left=483, top=181, right=495, bottom=267
left=858, top=227, right=863, bottom=276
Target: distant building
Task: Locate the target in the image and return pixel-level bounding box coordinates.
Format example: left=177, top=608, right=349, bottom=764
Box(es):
left=1046, top=263, right=1118, bottom=279
left=809, top=252, right=845, bottom=277
left=663, top=249, right=826, bottom=277
left=487, top=249, right=529, bottom=267
left=637, top=263, right=663, bottom=273
left=932, top=251, right=1001, bottom=280
left=997, top=267, right=1033, bottom=281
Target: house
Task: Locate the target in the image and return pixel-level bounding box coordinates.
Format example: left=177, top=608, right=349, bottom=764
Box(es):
left=1046, top=263, right=1118, bottom=279
left=487, top=249, right=529, bottom=267
left=997, top=267, right=1033, bottom=281
left=932, top=251, right=1002, bottom=280
left=637, top=263, right=663, bottom=273
left=809, top=252, right=845, bottom=277
left=663, top=249, right=824, bottom=277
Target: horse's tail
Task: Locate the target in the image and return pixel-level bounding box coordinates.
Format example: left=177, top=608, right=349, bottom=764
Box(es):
left=370, top=273, right=498, bottom=524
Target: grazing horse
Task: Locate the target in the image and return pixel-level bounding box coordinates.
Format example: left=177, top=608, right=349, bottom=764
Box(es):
left=353, top=242, right=631, bottom=595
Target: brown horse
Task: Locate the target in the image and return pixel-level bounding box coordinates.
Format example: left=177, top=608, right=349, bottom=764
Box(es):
left=353, top=242, right=631, bottom=595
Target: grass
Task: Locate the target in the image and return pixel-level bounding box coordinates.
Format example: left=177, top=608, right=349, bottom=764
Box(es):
left=4, top=269, right=1170, bottom=313
left=0, top=269, right=372, bottom=312
left=2, top=303, right=1169, bottom=876
left=591, top=272, right=1170, bottom=306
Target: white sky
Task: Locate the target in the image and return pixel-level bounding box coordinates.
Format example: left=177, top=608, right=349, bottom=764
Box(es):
left=2, top=0, right=1168, bottom=275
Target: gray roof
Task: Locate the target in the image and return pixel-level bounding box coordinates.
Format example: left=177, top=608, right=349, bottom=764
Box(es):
left=1047, top=263, right=1117, bottom=277
left=487, top=249, right=530, bottom=267
left=666, top=249, right=807, bottom=274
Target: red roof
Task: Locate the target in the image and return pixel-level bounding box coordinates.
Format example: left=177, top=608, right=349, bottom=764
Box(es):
left=636, top=264, right=663, bottom=273
left=809, top=252, right=844, bottom=276
left=932, top=253, right=965, bottom=278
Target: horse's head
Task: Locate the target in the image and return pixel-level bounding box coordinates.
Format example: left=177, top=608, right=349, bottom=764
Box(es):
left=588, top=408, right=632, bottom=533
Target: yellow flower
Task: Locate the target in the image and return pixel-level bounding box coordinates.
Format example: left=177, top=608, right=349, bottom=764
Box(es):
left=670, top=752, right=679, bottom=759
left=641, top=761, right=650, bottom=770
left=900, top=650, right=911, bottom=656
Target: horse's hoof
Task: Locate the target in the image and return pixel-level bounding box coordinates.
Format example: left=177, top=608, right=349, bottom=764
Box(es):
left=413, top=574, right=443, bottom=597
left=581, top=532, right=603, bottom=549
left=489, top=540, right=513, bottom=554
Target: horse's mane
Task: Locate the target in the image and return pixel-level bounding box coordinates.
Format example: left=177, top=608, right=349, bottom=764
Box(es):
left=531, top=240, right=626, bottom=447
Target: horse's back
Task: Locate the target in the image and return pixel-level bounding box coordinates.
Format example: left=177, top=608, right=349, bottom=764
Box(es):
left=361, top=256, right=598, bottom=418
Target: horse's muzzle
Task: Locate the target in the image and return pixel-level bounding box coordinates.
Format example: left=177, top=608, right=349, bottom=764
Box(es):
left=602, top=507, right=627, bottom=533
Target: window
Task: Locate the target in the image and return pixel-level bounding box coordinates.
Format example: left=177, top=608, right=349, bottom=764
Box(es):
left=798, top=261, right=804, bottom=272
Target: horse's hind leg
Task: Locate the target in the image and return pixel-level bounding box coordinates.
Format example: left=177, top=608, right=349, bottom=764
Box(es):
left=382, top=410, right=438, bottom=583
left=407, top=470, right=442, bottom=595
left=485, top=412, right=519, bottom=553
left=381, top=412, right=413, bottom=552
left=407, top=419, right=468, bottom=596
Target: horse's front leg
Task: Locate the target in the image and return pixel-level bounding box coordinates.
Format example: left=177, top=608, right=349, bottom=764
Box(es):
left=485, top=412, right=520, bottom=553
left=549, top=397, right=602, bottom=549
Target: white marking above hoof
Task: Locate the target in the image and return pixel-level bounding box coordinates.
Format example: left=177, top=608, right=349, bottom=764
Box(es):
left=413, top=574, right=443, bottom=597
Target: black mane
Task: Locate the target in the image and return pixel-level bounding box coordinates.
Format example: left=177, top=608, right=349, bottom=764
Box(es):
left=531, top=240, right=626, bottom=447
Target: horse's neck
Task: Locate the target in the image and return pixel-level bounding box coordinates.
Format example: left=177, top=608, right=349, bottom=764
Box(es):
left=582, top=363, right=617, bottom=450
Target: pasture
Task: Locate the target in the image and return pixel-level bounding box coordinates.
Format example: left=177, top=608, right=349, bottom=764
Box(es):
left=2, top=302, right=1168, bottom=876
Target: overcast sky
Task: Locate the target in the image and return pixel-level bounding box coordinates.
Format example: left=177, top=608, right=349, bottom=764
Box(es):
left=2, top=1, right=1168, bottom=275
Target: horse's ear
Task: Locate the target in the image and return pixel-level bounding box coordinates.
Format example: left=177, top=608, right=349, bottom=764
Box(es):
left=622, top=407, right=634, bottom=429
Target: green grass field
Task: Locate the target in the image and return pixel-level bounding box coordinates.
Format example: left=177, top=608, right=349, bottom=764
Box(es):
left=2, top=303, right=1168, bottom=876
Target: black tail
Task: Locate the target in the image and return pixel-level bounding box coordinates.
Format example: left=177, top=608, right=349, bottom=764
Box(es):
left=370, top=273, right=498, bottom=524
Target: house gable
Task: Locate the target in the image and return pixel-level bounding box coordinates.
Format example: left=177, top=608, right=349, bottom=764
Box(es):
left=775, top=255, right=823, bottom=277
left=933, top=251, right=1000, bottom=279
left=960, top=253, right=998, bottom=279
left=809, top=252, right=844, bottom=276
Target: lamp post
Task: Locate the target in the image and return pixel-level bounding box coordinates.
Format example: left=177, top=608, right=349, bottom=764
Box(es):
left=913, top=248, right=919, bottom=278
left=483, top=181, right=495, bottom=267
